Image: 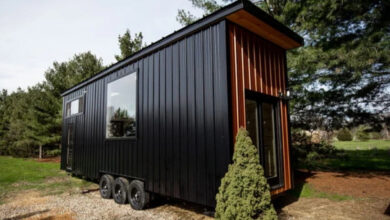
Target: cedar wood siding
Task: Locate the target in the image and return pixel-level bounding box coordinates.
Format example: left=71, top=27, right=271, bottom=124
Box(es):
left=228, top=22, right=292, bottom=195
left=60, top=20, right=232, bottom=207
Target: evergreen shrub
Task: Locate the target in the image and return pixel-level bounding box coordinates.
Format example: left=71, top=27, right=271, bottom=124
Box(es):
left=291, top=131, right=347, bottom=171
left=46, top=149, right=61, bottom=157
left=337, top=128, right=353, bottom=141
left=215, top=128, right=277, bottom=220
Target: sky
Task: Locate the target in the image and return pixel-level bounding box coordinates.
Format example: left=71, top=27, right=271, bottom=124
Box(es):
left=0, top=0, right=202, bottom=92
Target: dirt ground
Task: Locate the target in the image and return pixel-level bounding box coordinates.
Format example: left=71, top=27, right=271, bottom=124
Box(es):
left=35, top=157, right=61, bottom=163
left=276, top=170, right=390, bottom=220
left=277, top=197, right=390, bottom=220
left=0, top=171, right=389, bottom=220
left=0, top=191, right=214, bottom=220
left=302, top=170, right=390, bottom=199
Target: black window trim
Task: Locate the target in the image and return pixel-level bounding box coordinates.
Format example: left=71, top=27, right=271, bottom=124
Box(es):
left=245, top=90, right=285, bottom=190
left=65, top=93, right=86, bottom=119
left=104, top=68, right=139, bottom=141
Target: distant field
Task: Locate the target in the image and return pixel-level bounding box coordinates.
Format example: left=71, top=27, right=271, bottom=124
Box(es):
left=0, top=156, right=95, bottom=204
left=319, top=140, right=390, bottom=171
left=333, top=139, right=390, bottom=150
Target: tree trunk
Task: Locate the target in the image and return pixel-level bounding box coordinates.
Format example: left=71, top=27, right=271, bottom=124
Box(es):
left=39, top=145, right=42, bottom=159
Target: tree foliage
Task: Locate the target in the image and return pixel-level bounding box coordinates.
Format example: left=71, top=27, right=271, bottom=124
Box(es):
left=115, top=29, right=144, bottom=61
left=287, top=0, right=390, bottom=130
left=45, top=52, right=104, bottom=98
left=0, top=52, right=104, bottom=157
left=0, top=26, right=146, bottom=158
left=355, top=125, right=370, bottom=141
left=215, top=128, right=277, bottom=220
left=178, top=0, right=390, bottom=131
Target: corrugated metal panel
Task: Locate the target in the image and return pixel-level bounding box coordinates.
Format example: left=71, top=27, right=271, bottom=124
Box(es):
left=61, top=20, right=231, bottom=207
left=228, top=22, right=292, bottom=195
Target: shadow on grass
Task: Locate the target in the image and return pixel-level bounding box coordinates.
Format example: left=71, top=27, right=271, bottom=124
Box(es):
left=273, top=170, right=314, bottom=211
left=318, top=149, right=390, bottom=172
left=333, top=171, right=390, bottom=179
left=273, top=169, right=356, bottom=212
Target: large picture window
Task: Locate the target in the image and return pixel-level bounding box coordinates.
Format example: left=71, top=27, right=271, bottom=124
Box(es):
left=106, top=72, right=137, bottom=138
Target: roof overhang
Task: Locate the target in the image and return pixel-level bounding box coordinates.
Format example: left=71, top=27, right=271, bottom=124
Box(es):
left=61, top=0, right=303, bottom=96
left=227, top=4, right=303, bottom=49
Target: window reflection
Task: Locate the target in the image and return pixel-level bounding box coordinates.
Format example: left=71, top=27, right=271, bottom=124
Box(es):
left=245, top=99, right=259, bottom=148
left=245, top=97, right=279, bottom=180
left=106, top=73, right=137, bottom=138
left=66, top=97, right=84, bottom=117
left=261, top=102, right=277, bottom=178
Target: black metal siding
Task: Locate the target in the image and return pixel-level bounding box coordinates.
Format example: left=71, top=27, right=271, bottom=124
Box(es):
left=61, top=20, right=231, bottom=207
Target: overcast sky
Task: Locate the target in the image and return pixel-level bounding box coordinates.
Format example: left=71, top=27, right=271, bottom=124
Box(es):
left=0, top=0, right=202, bottom=92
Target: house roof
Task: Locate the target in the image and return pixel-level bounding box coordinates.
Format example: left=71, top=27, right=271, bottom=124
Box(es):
left=62, top=0, right=303, bottom=96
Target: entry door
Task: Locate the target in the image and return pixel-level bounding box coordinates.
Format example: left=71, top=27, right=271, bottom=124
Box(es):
left=66, top=123, right=75, bottom=170
left=245, top=93, right=283, bottom=187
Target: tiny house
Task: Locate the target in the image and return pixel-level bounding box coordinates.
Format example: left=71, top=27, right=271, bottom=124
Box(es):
left=60, top=0, right=303, bottom=209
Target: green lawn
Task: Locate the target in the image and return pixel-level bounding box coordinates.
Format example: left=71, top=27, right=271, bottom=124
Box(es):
left=317, top=140, right=390, bottom=171
left=0, top=156, right=95, bottom=204
left=288, top=182, right=353, bottom=201
left=333, top=139, right=390, bottom=150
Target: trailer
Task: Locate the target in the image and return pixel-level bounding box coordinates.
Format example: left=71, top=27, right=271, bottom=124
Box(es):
left=60, top=0, right=303, bottom=209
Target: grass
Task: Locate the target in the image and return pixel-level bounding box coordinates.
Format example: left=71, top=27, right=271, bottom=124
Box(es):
left=289, top=183, right=353, bottom=201
left=0, top=156, right=96, bottom=203
left=291, top=140, right=390, bottom=201
left=314, top=140, right=390, bottom=171
left=333, top=139, right=390, bottom=150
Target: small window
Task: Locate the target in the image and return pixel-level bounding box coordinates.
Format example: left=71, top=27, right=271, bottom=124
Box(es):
left=106, top=72, right=137, bottom=138
left=66, top=97, right=84, bottom=117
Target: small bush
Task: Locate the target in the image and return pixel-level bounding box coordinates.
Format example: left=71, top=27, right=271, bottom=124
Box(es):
left=291, top=131, right=347, bottom=171
left=215, top=128, right=277, bottom=220
left=337, top=128, right=353, bottom=141
left=46, top=149, right=61, bottom=157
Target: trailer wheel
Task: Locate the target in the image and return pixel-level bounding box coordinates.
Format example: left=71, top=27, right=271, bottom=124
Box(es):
left=99, top=174, right=114, bottom=199
left=128, top=180, right=149, bottom=210
left=113, top=177, right=129, bottom=204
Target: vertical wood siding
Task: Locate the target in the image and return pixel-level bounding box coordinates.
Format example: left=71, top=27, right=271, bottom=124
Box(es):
left=228, top=23, right=292, bottom=195
left=61, top=21, right=231, bottom=207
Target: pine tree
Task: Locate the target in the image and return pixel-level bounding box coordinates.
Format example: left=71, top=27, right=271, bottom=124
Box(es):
left=44, top=51, right=104, bottom=98
left=177, top=0, right=390, bottom=130
left=115, top=29, right=144, bottom=61
left=215, top=128, right=277, bottom=220
left=0, top=52, right=104, bottom=157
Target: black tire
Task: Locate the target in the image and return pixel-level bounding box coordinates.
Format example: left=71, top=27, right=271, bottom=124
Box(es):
left=99, top=174, right=114, bottom=199
left=128, top=180, right=149, bottom=210
left=112, top=177, right=129, bottom=204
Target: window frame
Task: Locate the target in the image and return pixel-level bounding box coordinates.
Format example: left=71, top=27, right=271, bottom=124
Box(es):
left=104, top=69, right=138, bottom=141
left=245, top=90, right=285, bottom=189
left=65, top=94, right=85, bottom=118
